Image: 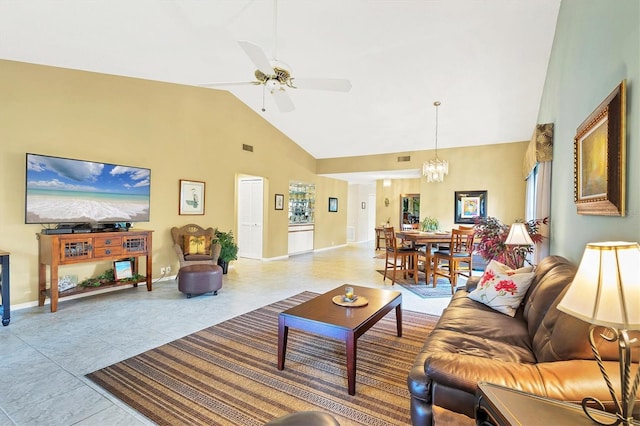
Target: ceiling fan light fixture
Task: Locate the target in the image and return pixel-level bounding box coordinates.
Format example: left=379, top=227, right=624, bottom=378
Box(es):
left=209, top=2, right=351, bottom=113
left=265, top=79, right=281, bottom=91
left=422, top=101, right=448, bottom=183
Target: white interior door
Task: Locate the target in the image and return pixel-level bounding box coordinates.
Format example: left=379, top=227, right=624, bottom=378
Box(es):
left=237, top=177, right=263, bottom=259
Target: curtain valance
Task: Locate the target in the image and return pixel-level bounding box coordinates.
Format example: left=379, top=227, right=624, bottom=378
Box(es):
left=523, top=123, right=553, bottom=179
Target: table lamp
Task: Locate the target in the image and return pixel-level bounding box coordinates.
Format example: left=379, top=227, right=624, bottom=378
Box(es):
left=504, top=222, right=534, bottom=268
left=557, top=241, right=640, bottom=426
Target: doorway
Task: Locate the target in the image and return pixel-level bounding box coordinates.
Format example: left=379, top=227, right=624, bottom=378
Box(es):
left=237, top=177, right=264, bottom=259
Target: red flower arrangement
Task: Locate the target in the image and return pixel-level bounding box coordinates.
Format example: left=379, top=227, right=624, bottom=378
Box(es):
left=473, top=216, right=548, bottom=269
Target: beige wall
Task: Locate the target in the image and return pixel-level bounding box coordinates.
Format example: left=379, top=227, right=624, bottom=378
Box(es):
left=0, top=59, right=527, bottom=307
left=419, top=142, right=528, bottom=230
left=376, top=179, right=422, bottom=230
left=0, top=60, right=348, bottom=305
left=322, top=142, right=529, bottom=232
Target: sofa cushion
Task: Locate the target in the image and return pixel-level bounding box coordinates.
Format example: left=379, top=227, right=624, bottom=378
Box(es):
left=468, top=260, right=535, bottom=317
left=425, top=291, right=535, bottom=363
left=531, top=282, right=623, bottom=363
left=183, top=235, right=212, bottom=256
left=184, top=253, right=214, bottom=262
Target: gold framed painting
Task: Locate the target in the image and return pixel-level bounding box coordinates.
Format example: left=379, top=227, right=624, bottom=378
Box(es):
left=574, top=80, right=626, bottom=216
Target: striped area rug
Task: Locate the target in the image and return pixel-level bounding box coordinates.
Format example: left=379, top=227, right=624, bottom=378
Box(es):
left=376, top=270, right=459, bottom=298
left=86, top=291, right=439, bottom=425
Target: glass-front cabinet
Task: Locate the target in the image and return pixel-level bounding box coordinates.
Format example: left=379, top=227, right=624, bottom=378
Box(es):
left=288, top=182, right=315, bottom=255
left=288, top=182, right=315, bottom=224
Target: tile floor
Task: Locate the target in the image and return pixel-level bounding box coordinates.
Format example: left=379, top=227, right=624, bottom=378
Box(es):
left=0, top=242, right=452, bottom=425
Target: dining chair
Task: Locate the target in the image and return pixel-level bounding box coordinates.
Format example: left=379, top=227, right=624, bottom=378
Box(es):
left=431, top=227, right=475, bottom=294
left=383, top=227, right=418, bottom=285
left=416, top=245, right=437, bottom=285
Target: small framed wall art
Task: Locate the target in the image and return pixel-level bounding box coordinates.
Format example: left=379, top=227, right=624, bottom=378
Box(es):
left=574, top=80, right=626, bottom=216
left=275, top=193, right=284, bottom=210
left=328, top=197, right=338, bottom=212
left=454, top=190, right=487, bottom=224
left=179, top=179, right=205, bottom=215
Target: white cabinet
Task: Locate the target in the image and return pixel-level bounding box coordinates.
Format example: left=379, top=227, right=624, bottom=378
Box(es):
left=288, top=224, right=314, bottom=255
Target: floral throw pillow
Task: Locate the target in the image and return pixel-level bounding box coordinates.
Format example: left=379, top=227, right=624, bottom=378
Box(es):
left=468, top=260, right=535, bottom=317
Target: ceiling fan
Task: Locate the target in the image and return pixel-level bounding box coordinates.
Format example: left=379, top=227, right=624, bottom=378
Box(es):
left=200, top=1, right=352, bottom=112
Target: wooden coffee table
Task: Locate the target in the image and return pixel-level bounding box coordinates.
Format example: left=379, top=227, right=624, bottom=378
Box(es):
left=277, top=285, right=402, bottom=395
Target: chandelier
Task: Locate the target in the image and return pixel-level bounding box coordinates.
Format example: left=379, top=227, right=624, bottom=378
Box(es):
left=422, top=101, right=449, bottom=183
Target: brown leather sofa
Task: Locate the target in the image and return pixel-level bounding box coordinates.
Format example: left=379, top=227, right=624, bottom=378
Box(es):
left=408, top=255, right=639, bottom=425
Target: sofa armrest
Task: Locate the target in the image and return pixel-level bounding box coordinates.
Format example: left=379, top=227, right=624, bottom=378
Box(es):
left=426, top=353, right=545, bottom=395
left=425, top=353, right=634, bottom=409
left=535, top=360, right=635, bottom=407
left=465, top=276, right=480, bottom=292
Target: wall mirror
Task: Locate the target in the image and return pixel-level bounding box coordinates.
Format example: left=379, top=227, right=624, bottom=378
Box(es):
left=400, top=194, right=420, bottom=228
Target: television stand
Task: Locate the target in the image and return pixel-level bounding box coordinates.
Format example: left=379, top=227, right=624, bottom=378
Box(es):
left=37, top=229, right=153, bottom=312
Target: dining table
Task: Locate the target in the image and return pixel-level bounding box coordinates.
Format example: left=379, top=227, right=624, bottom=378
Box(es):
left=395, top=230, right=452, bottom=285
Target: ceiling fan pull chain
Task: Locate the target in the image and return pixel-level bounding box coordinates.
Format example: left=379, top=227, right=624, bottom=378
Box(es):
left=261, top=84, right=267, bottom=112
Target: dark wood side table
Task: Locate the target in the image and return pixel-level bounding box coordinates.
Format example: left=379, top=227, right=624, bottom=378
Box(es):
left=475, top=382, right=630, bottom=425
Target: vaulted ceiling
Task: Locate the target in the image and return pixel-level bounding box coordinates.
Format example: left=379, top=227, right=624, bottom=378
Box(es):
left=0, top=0, right=561, bottom=181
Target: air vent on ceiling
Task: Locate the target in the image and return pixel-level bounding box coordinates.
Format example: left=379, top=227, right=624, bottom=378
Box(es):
left=242, top=144, right=254, bottom=152
left=397, top=155, right=411, bottom=162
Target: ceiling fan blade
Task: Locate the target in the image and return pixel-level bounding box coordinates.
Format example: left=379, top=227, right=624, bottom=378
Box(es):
left=292, top=78, right=352, bottom=92
left=270, top=88, right=295, bottom=113
left=238, top=40, right=274, bottom=76
left=199, top=81, right=257, bottom=88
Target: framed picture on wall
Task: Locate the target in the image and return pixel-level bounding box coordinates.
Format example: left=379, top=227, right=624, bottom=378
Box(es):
left=179, top=179, right=205, bottom=215
left=328, top=197, right=338, bottom=212
left=574, top=80, right=626, bottom=216
left=275, top=193, right=284, bottom=210
left=454, top=190, right=487, bottom=224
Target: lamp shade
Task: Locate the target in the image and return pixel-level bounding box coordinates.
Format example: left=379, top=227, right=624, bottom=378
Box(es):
left=504, top=222, right=534, bottom=246
left=557, top=241, right=640, bottom=330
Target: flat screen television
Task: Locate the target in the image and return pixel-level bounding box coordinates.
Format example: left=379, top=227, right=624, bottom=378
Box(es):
left=25, top=153, right=151, bottom=225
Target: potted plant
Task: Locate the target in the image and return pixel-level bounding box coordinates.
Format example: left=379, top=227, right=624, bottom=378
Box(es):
left=215, top=229, right=238, bottom=274
left=473, top=216, right=548, bottom=269
left=421, top=216, right=439, bottom=231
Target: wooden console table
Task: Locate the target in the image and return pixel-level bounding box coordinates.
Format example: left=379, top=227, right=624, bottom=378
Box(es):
left=38, top=229, right=153, bottom=312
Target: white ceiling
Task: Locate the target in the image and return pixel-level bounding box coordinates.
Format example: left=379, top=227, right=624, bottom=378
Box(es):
left=0, top=0, right=560, bottom=183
